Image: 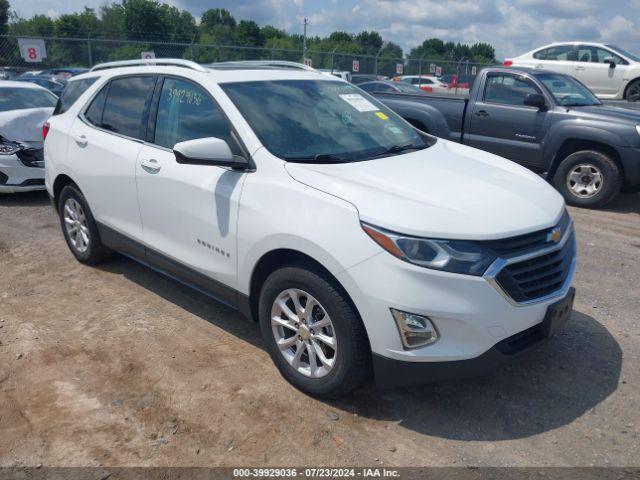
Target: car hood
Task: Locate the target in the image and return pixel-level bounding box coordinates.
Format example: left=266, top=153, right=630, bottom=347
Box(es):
left=285, top=140, right=564, bottom=240
left=0, top=107, right=53, bottom=142
left=567, top=104, right=640, bottom=124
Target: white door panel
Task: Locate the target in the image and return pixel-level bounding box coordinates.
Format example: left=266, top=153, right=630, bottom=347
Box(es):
left=574, top=63, right=627, bottom=96
left=67, top=118, right=144, bottom=240
left=135, top=145, right=246, bottom=289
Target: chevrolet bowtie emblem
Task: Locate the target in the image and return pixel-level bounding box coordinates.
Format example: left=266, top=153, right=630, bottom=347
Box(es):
left=548, top=227, right=562, bottom=243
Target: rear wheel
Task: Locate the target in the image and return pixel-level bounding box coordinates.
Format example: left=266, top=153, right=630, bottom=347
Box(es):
left=552, top=150, right=622, bottom=208
left=258, top=262, right=370, bottom=398
left=58, top=185, right=112, bottom=264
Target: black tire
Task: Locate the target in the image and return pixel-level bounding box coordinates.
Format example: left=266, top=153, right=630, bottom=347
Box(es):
left=626, top=79, right=640, bottom=102
left=258, top=262, right=370, bottom=398
left=552, top=150, right=622, bottom=208
left=58, top=184, right=112, bottom=264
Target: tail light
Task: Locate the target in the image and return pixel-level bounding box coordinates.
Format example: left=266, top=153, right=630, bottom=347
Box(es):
left=42, top=121, right=50, bottom=140
left=503, top=60, right=513, bottom=67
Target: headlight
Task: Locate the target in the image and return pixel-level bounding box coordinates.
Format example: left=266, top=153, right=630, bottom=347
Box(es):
left=0, top=138, right=22, bottom=156
left=361, top=222, right=496, bottom=276
left=636, top=125, right=640, bottom=137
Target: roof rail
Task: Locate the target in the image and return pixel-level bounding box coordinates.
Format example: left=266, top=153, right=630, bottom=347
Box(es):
left=205, top=60, right=315, bottom=71
left=90, top=58, right=208, bottom=73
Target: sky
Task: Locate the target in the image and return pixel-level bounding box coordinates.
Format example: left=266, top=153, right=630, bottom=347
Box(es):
left=11, top=0, right=640, bottom=59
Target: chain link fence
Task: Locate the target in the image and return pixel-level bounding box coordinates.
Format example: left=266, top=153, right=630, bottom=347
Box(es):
left=1, top=34, right=494, bottom=87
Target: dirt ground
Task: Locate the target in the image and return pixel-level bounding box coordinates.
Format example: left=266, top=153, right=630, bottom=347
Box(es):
left=0, top=191, right=639, bottom=467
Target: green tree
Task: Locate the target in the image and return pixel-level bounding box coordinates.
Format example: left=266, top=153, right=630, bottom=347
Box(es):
left=470, top=42, right=495, bottom=62
left=236, top=20, right=263, bottom=47
left=0, top=0, right=10, bottom=35
left=200, top=8, right=236, bottom=31
left=123, top=0, right=172, bottom=41
left=356, top=30, right=382, bottom=55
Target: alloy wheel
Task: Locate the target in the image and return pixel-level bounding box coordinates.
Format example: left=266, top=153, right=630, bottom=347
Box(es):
left=566, top=164, right=603, bottom=198
left=63, top=198, right=90, bottom=253
left=271, top=288, right=337, bottom=378
left=627, top=82, right=640, bottom=102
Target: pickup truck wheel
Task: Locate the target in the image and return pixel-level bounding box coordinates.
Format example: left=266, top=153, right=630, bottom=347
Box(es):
left=258, top=263, right=370, bottom=398
left=553, top=150, right=622, bottom=208
left=626, top=79, right=640, bottom=102
left=58, top=185, right=112, bottom=264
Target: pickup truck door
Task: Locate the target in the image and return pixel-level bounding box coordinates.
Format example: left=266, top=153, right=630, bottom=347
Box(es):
left=465, top=72, right=552, bottom=169
left=135, top=76, right=247, bottom=297
left=573, top=45, right=628, bottom=97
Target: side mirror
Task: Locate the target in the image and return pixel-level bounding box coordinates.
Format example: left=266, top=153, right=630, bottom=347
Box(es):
left=603, top=56, right=616, bottom=68
left=523, top=93, right=547, bottom=110
left=173, top=137, right=248, bottom=169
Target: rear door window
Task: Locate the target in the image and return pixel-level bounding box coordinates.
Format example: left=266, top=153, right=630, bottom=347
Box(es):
left=53, top=77, right=99, bottom=115
left=533, top=45, right=577, bottom=61
left=100, top=76, right=156, bottom=140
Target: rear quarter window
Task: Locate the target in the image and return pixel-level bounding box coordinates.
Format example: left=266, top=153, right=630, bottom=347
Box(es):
left=53, top=77, right=99, bottom=115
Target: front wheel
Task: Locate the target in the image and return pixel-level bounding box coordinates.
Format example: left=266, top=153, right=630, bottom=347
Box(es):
left=258, top=263, right=370, bottom=398
left=552, top=150, right=622, bottom=208
left=626, top=79, right=640, bottom=102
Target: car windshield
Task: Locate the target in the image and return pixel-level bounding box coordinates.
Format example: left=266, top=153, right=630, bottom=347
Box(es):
left=605, top=44, right=640, bottom=62
left=222, top=79, right=429, bottom=162
left=0, top=87, right=57, bottom=112
left=537, top=73, right=601, bottom=106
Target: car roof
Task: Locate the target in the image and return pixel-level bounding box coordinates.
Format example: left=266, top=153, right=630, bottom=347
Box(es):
left=72, top=61, right=340, bottom=84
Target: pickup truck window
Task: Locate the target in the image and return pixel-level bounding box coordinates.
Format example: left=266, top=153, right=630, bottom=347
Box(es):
left=222, top=79, right=429, bottom=162
left=537, top=73, right=600, bottom=106
left=483, top=73, right=540, bottom=106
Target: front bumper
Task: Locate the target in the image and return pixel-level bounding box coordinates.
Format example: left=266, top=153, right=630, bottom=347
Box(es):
left=0, top=153, right=45, bottom=193
left=336, top=225, right=577, bottom=386
left=374, top=288, right=575, bottom=388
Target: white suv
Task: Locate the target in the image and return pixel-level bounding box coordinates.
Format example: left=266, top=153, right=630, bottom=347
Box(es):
left=506, top=42, right=640, bottom=101
left=45, top=59, right=577, bottom=397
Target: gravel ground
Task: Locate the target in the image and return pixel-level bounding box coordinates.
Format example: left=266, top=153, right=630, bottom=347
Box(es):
left=0, top=191, right=638, bottom=467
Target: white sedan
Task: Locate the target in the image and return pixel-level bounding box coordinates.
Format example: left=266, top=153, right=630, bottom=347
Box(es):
left=0, top=81, right=57, bottom=192
left=505, top=42, right=640, bottom=101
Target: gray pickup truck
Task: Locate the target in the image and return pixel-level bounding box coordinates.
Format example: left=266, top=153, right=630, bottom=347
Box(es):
left=373, top=66, right=640, bottom=208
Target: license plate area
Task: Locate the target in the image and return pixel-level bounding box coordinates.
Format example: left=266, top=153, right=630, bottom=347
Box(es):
left=542, top=287, right=575, bottom=338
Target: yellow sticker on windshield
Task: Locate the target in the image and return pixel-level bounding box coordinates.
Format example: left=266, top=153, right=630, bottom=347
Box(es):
left=375, top=111, right=389, bottom=120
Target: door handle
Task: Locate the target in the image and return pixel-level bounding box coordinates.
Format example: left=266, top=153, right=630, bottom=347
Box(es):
left=576, top=66, right=586, bottom=71
left=475, top=110, right=489, bottom=117
left=535, top=64, right=544, bottom=69
left=74, top=134, right=88, bottom=147
left=141, top=158, right=161, bottom=174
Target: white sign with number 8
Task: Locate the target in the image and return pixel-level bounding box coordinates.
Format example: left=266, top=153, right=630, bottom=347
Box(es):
left=18, top=38, right=47, bottom=63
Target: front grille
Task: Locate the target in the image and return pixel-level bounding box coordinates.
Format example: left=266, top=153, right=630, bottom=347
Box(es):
left=484, top=210, right=571, bottom=257
left=495, top=231, right=575, bottom=303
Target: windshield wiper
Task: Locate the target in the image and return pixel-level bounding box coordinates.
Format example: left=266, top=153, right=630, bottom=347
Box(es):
left=284, top=153, right=352, bottom=164
left=367, top=143, right=424, bottom=159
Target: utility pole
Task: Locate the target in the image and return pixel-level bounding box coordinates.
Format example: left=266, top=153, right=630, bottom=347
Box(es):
left=302, top=17, right=308, bottom=61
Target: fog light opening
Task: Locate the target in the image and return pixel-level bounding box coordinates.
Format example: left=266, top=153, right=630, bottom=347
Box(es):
left=390, top=309, right=439, bottom=349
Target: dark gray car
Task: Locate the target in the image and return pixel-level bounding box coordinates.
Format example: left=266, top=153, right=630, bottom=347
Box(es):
left=373, top=66, right=640, bottom=208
